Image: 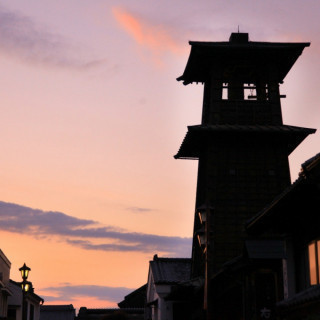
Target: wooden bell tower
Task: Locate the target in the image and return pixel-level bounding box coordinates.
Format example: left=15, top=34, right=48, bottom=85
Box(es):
left=175, top=33, right=314, bottom=277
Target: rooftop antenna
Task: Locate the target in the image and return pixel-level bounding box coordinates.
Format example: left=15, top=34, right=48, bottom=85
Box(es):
left=238, top=25, right=240, bottom=33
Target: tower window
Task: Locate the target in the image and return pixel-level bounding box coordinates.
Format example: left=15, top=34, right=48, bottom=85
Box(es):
left=222, top=83, right=228, bottom=100
left=222, top=83, right=266, bottom=100
left=244, top=84, right=257, bottom=100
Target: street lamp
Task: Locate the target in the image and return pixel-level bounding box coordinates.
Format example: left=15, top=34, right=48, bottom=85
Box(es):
left=19, top=263, right=31, bottom=320
left=19, top=263, right=31, bottom=281
left=196, top=204, right=213, bottom=320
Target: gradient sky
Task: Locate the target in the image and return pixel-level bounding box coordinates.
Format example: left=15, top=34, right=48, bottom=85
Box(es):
left=0, top=0, right=319, bottom=312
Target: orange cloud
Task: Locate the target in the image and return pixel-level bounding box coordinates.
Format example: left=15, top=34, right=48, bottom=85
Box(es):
left=112, top=7, right=186, bottom=62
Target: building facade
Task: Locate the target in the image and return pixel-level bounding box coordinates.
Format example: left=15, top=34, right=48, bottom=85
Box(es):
left=145, top=255, right=191, bottom=320
left=247, top=153, right=320, bottom=319
left=8, top=280, right=43, bottom=320
left=0, top=250, right=43, bottom=320
left=0, top=249, right=12, bottom=320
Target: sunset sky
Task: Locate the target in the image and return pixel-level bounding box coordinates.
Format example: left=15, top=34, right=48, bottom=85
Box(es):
left=0, top=0, right=320, bottom=312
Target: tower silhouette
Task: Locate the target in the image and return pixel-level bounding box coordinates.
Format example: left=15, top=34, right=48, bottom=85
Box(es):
left=175, top=32, right=314, bottom=282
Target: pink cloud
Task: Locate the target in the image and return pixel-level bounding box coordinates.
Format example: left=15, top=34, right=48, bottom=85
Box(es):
left=112, top=7, right=186, bottom=64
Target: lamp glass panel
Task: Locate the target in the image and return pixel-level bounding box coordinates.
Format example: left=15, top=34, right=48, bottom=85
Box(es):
left=197, top=234, right=205, bottom=247
left=24, top=283, right=30, bottom=292
left=198, top=211, right=206, bottom=224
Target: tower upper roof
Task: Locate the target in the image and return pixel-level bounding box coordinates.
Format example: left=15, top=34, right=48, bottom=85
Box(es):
left=177, top=33, right=310, bottom=85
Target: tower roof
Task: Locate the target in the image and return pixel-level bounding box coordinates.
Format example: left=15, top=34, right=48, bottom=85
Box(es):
left=174, top=124, right=316, bottom=159
left=177, top=33, right=310, bottom=85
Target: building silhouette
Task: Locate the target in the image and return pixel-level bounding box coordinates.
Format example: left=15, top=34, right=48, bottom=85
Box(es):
left=176, top=31, right=313, bottom=276
left=126, top=32, right=320, bottom=320
left=0, top=250, right=44, bottom=320
left=145, top=255, right=191, bottom=320
left=40, top=305, right=75, bottom=320
left=172, top=32, right=318, bottom=319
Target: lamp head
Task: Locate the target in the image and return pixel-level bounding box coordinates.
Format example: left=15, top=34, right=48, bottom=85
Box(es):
left=19, top=263, right=31, bottom=280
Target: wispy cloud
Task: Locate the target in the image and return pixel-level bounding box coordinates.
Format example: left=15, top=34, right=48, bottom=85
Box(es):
left=41, top=284, right=134, bottom=303
left=0, top=201, right=191, bottom=256
left=126, top=206, right=153, bottom=213
left=0, top=5, right=103, bottom=69
left=112, top=7, right=186, bottom=66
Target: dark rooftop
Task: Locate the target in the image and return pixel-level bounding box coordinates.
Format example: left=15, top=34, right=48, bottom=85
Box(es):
left=246, top=152, right=320, bottom=234
left=40, top=305, right=75, bottom=311
left=150, top=255, right=191, bottom=284
left=229, top=32, right=249, bottom=44
left=177, top=33, right=310, bottom=85
left=277, top=285, right=320, bottom=311
left=174, top=124, right=316, bottom=159
left=118, top=284, right=146, bottom=309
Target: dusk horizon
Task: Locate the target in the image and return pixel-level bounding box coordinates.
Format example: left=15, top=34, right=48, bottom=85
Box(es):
left=1, top=0, right=320, bottom=312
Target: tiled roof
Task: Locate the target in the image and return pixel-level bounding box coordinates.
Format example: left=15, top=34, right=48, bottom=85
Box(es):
left=78, top=307, right=143, bottom=315
left=246, top=151, right=320, bottom=233
left=177, top=38, right=310, bottom=85
left=118, top=284, right=146, bottom=308
left=277, top=285, right=320, bottom=310
left=174, top=124, right=316, bottom=159
left=301, top=152, right=320, bottom=168
left=150, top=255, right=191, bottom=284
left=40, top=305, right=75, bottom=311
left=301, top=152, right=320, bottom=177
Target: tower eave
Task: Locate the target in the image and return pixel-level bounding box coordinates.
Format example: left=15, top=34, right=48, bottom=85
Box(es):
left=174, top=125, right=316, bottom=159
left=178, top=41, right=310, bottom=85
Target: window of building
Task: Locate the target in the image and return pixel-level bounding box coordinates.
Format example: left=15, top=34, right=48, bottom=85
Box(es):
left=29, top=304, right=34, bottom=320
left=7, top=308, right=16, bottom=320
left=244, top=83, right=257, bottom=100
left=308, top=240, right=320, bottom=285
left=222, top=83, right=228, bottom=100
left=222, top=83, right=267, bottom=100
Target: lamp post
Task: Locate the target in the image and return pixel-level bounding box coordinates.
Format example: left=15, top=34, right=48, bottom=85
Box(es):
left=19, top=263, right=31, bottom=320
left=197, top=204, right=213, bottom=320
